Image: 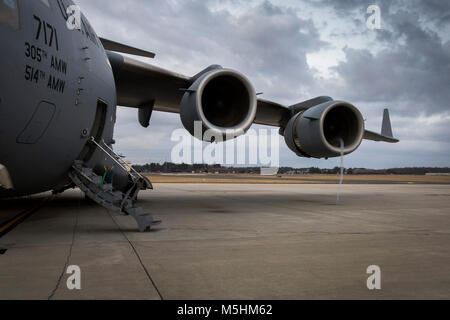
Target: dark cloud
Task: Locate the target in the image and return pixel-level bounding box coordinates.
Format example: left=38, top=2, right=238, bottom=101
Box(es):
left=77, top=0, right=326, bottom=102
left=413, top=0, right=450, bottom=27
left=73, top=0, right=450, bottom=167
left=307, top=0, right=394, bottom=17
left=327, top=8, right=450, bottom=116
left=308, top=0, right=450, bottom=30
left=310, top=0, right=450, bottom=162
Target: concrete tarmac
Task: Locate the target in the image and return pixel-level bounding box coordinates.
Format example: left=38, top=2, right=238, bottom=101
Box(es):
left=0, top=184, right=449, bottom=299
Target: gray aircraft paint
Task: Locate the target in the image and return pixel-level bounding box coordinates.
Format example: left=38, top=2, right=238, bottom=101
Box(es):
left=0, top=1, right=398, bottom=231
left=0, top=0, right=117, bottom=197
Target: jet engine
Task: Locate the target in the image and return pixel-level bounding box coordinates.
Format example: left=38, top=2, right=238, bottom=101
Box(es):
left=284, top=100, right=365, bottom=158
left=180, top=68, right=257, bottom=142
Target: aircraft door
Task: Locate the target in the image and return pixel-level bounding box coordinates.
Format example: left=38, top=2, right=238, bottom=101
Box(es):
left=77, top=99, right=107, bottom=162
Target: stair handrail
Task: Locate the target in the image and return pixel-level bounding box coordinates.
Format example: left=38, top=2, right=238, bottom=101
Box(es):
left=89, top=137, right=137, bottom=180
left=100, top=139, right=146, bottom=181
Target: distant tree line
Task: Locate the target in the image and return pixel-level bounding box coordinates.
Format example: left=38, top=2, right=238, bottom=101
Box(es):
left=132, top=163, right=450, bottom=175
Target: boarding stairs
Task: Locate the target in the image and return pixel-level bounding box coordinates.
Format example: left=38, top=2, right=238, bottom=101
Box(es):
left=68, top=138, right=160, bottom=232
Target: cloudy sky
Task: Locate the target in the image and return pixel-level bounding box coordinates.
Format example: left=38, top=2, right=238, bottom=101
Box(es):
left=75, top=0, right=450, bottom=169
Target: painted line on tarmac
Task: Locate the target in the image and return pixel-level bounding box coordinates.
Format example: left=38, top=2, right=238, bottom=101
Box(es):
left=0, top=196, right=53, bottom=238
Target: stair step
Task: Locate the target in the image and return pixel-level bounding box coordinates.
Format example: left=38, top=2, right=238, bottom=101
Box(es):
left=92, top=176, right=102, bottom=184
left=126, top=207, right=143, bottom=216
left=69, top=160, right=157, bottom=232
left=82, top=168, right=93, bottom=176
left=112, top=191, right=123, bottom=200
left=102, top=183, right=113, bottom=192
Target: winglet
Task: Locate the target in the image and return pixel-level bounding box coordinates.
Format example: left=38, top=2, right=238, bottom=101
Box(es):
left=381, top=108, right=394, bottom=138
left=363, top=108, right=399, bottom=143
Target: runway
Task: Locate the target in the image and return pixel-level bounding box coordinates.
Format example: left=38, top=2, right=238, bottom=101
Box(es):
left=0, top=183, right=449, bottom=299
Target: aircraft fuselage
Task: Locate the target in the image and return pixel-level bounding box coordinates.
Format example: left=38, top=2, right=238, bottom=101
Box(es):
left=0, top=0, right=118, bottom=197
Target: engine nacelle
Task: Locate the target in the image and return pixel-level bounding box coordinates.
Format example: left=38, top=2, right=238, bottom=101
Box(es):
left=180, top=69, right=257, bottom=142
left=284, top=100, right=365, bottom=158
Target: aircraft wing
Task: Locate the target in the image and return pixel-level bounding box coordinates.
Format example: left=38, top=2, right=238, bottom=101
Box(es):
left=100, top=37, right=156, bottom=59
left=364, top=130, right=399, bottom=143
left=106, top=51, right=291, bottom=128
left=106, top=50, right=398, bottom=142
left=363, top=109, right=399, bottom=143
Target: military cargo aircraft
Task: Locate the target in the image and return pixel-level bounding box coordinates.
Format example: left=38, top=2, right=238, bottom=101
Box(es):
left=0, top=0, right=398, bottom=231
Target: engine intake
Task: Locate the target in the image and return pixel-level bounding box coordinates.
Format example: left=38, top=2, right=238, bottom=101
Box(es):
left=284, top=101, right=365, bottom=158
left=180, top=69, right=257, bottom=141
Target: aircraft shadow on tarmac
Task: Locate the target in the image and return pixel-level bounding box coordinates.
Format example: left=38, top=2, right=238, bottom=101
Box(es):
left=0, top=188, right=365, bottom=236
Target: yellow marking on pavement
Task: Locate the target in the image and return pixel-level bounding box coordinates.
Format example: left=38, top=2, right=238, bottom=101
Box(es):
left=0, top=195, right=54, bottom=237
left=0, top=211, right=30, bottom=233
